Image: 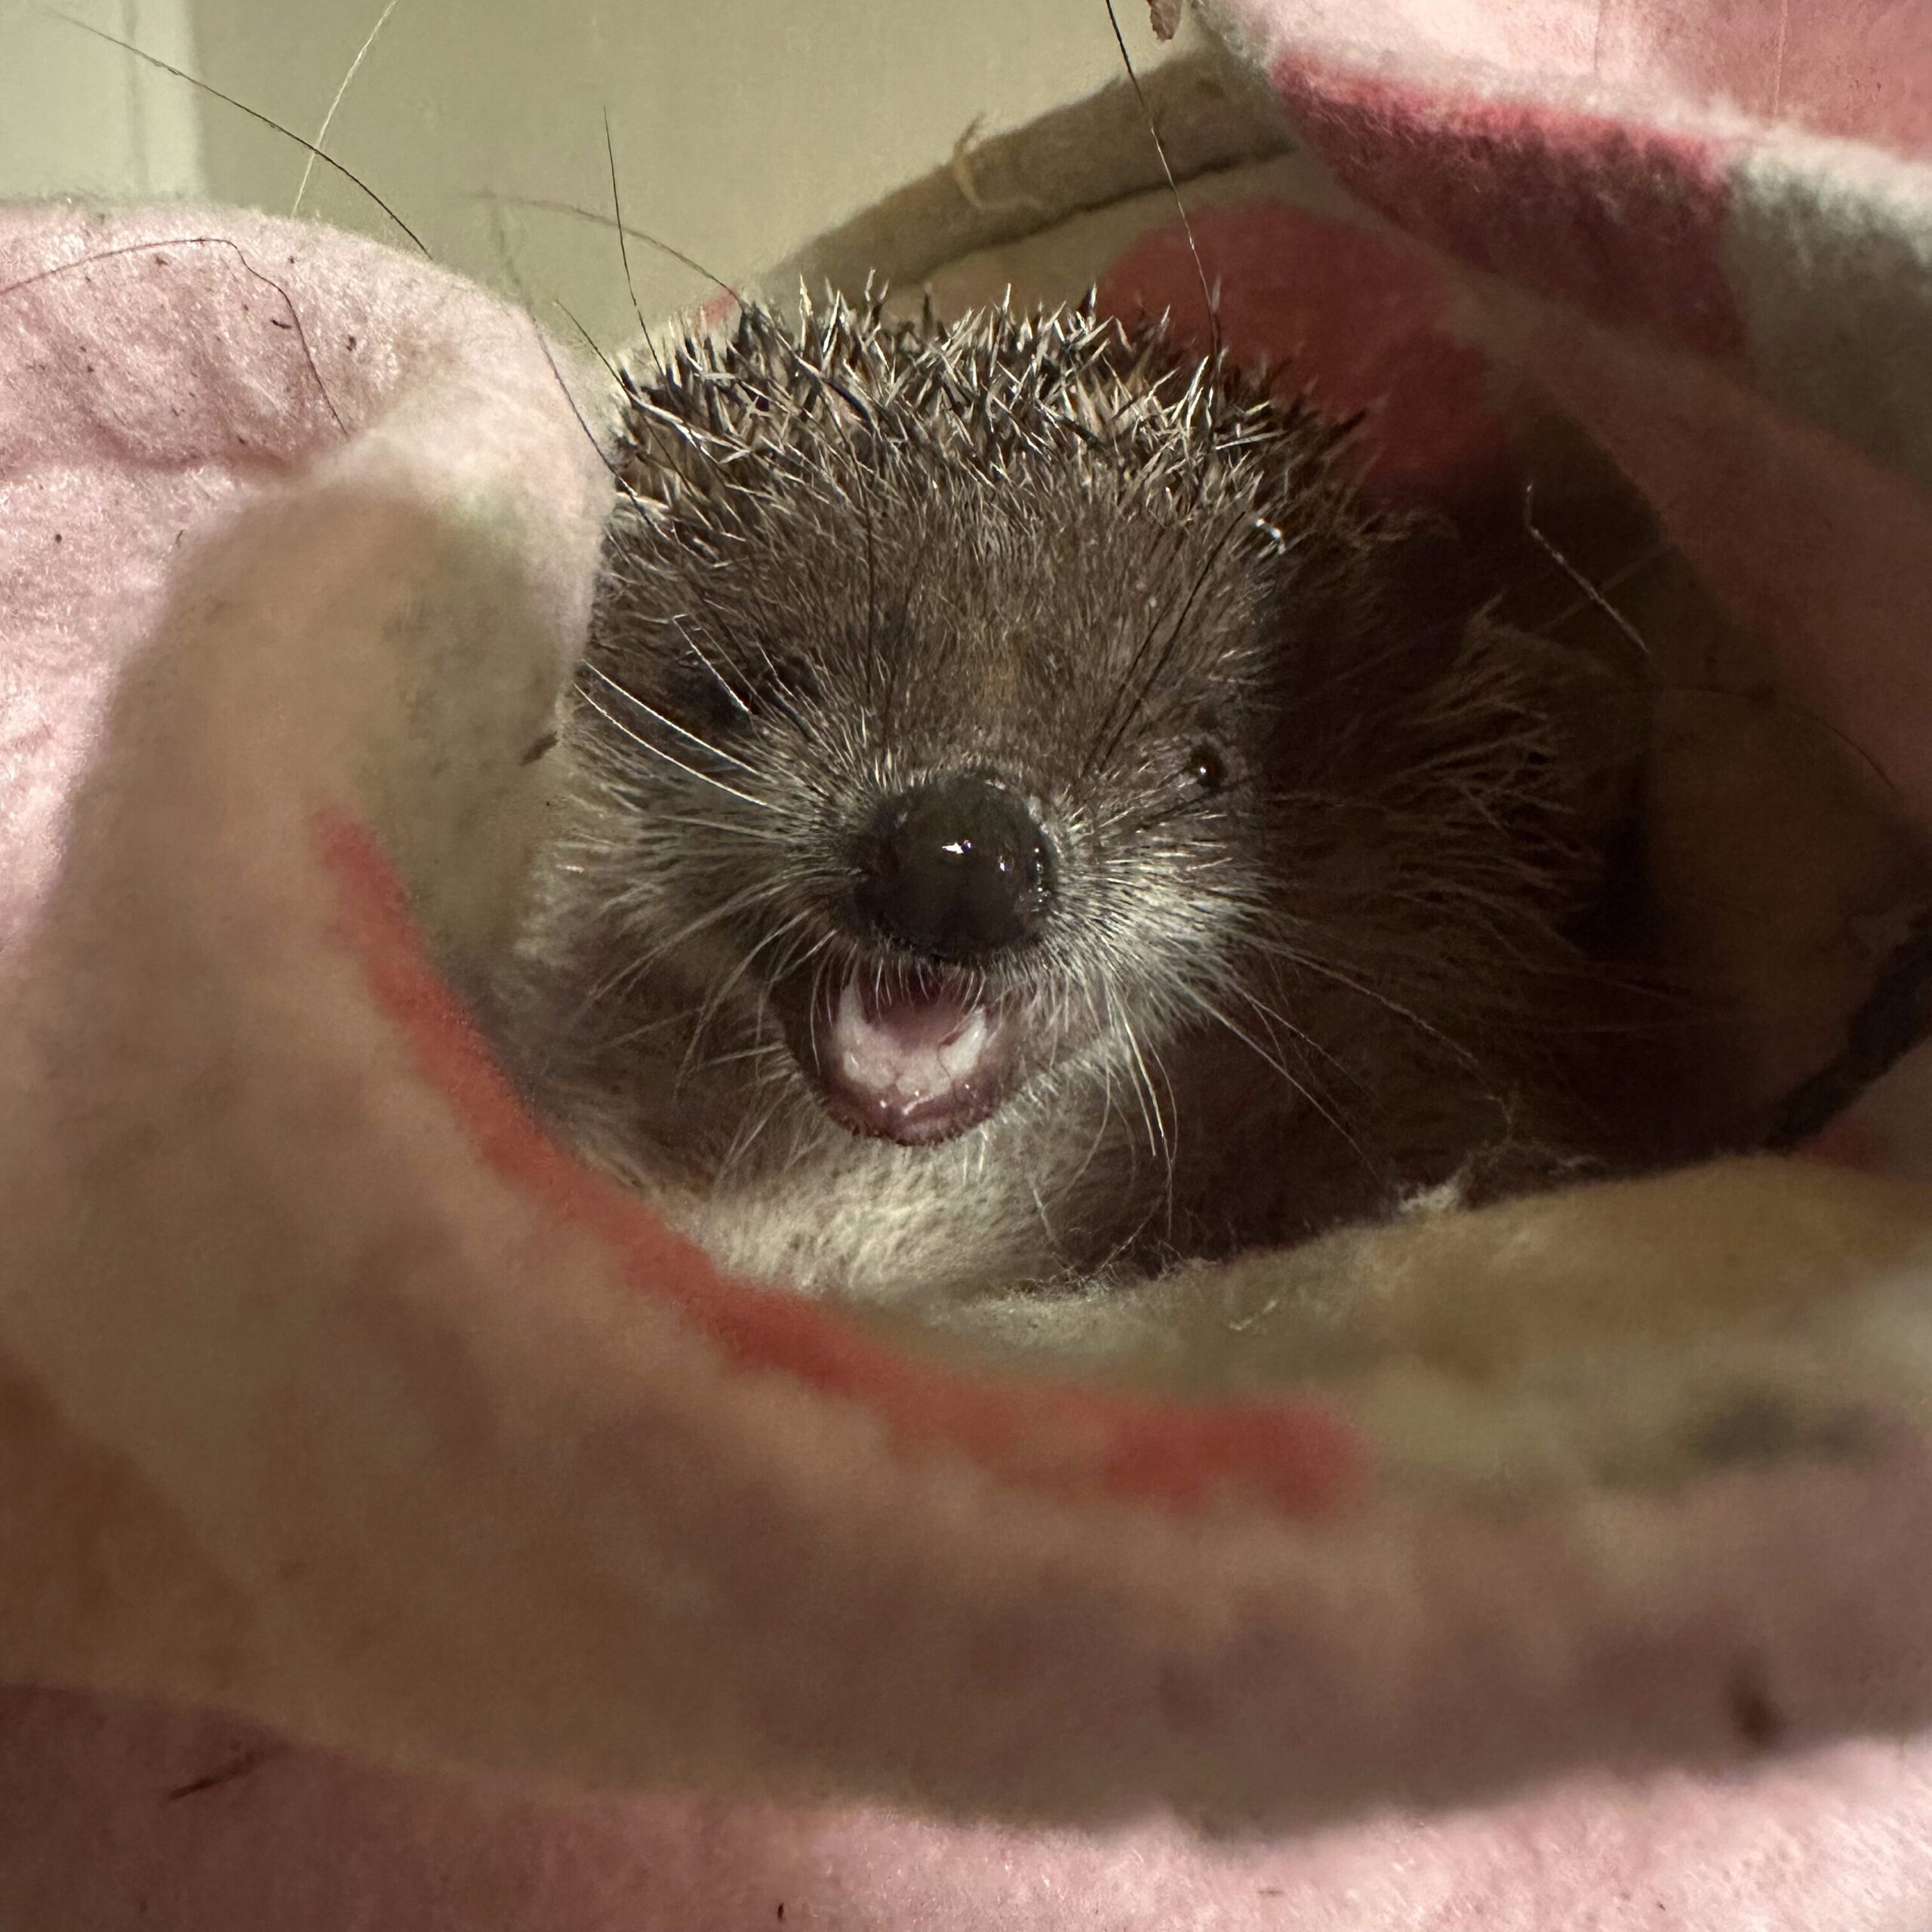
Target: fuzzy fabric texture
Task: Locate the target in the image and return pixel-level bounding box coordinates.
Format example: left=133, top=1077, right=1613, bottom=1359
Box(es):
left=4, top=0, right=1932, bottom=1921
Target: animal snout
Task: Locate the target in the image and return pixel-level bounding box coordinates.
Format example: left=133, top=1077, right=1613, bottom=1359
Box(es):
left=855, top=774, right=1054, bottom=961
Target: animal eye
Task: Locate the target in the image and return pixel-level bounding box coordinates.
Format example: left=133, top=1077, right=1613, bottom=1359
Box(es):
left=670, top=653, right=756, bottom=734
left=1189, top=742, right=1228, bottom=792
left=718, top=648, right=821, bottom=720
left=669, top=639, right=821, bottom=732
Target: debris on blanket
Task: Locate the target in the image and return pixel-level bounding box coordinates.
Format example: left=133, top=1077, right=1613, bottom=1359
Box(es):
left=4, top=0, right=1932, bottom=1915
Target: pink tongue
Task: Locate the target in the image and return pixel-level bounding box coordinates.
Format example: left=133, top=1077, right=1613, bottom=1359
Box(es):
left=832, top=974, right=994, bottom=1105
left=859, top=977, right=973, bottom=1045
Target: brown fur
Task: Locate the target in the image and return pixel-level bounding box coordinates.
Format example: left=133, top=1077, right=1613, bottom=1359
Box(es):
left=498, top=294, right=1664, bottom=1300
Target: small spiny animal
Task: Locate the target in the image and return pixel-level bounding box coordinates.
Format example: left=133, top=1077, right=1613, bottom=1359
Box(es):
left=501, top=292, right=1657, bottom=1303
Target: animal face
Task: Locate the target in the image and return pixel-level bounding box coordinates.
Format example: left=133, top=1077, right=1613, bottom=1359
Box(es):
left=568, top=300, right=1334, bottom=1153
left=519, top=297, right=1645, bottom=1280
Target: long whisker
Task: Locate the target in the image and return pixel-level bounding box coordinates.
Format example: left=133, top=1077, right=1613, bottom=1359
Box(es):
left=474, top=190, right=743, bottom=308
left=294, top=0, right=403, bottom=217
left=715, top=1088, right=790, bottom=1183
left=1169, top=982, right=1373, bottom=1177
left=556, top=868, right=792, bottom=1022
left=42, top=8, right=428, bottom=254
left=574, top=687, right=777, bottom=813
left=1215, top=971, right=1364, bottom=1092
left=581, top=660, right=765, bottom=777
left=1101, top=0, right=1219, bottom=353
left=678, top=910, right=817, bottom=1084
left=1240, top=930, right=1471, bottom=1062
left=1122, top=1016, right=1178, bottom=1237
left=600, top=106, right=667, bottom=383
left=593, top=875, right=795, bottom=989
left=1068, top=1051, right=1121, bottom=1197
left=642, top=813, right=788, bottom=847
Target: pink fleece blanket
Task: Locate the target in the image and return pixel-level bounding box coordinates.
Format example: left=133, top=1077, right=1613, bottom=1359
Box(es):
left=5, top=2, right=1932, bottom=1924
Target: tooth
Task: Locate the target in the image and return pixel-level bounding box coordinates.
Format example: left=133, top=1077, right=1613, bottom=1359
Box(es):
left=835, top=976, right=880, bottom=1083
left=836, top=974, right=865, bottom=1035
left=937, top=1009, right=989, bottom=1081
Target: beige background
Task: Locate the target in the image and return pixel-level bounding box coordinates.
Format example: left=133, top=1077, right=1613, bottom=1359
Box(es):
left=2, top=0, right=1175, bottom=344
left=0, top=0, right=203, bottom=200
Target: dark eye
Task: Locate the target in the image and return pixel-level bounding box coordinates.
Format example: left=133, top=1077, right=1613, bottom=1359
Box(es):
left=1189, top=742, right=1227, bottom=793
left=668, top=639, right=823, bottom=734
left=669, top=651, right=756, bottom=734
left=716, top=648, right=820, bottom=717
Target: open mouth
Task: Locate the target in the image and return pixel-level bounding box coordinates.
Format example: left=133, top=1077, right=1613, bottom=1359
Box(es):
left=797, top=964, right=1023, bottom=1146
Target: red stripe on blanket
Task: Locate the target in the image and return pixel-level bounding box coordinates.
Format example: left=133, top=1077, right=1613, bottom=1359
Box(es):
left=1272, top=59, right=1745, bottom=358
left=317, top=811, right=1366, bottom=1519
left=1097, top=200, right=1515, bottom=509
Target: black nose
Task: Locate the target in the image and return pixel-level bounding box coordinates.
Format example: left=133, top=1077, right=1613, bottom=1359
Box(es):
left=855, top=775, right=1054, bottom=961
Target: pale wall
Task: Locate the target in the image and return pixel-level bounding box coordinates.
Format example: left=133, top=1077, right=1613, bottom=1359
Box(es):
left=4, top=0, right=1174, bottom=348
left=0, top=0, right=203, bottom=200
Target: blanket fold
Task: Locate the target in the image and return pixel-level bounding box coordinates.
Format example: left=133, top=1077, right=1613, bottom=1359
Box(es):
left=5, top=2, right=1932, bottom=1924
